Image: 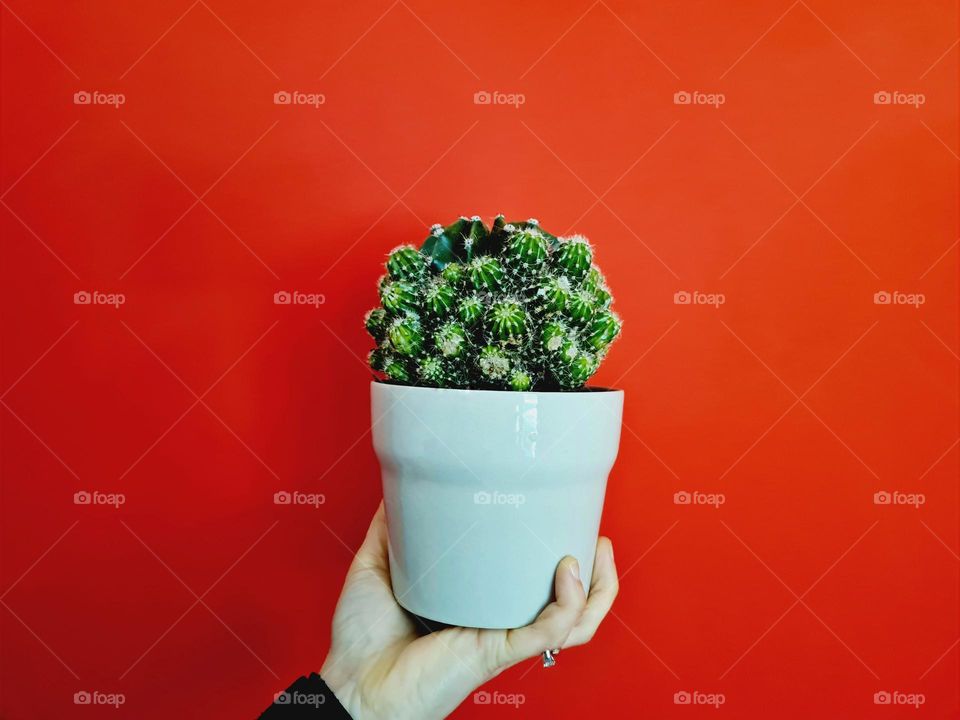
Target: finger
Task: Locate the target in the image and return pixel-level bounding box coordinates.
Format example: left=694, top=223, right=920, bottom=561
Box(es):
left=564, top=537, right=618, bottom=647
left=496, top=556, right=587, bottom=668
left=351, top=501, right=389, bottom=574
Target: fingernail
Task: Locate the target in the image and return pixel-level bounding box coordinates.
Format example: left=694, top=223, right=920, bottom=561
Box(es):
left=569, top=559, right=580, bottom=581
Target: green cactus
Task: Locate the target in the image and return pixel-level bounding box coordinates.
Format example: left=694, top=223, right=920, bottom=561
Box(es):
left=364, top=308, right=388, bottom=341
left=458, top=295, right=484, bottom=326
left=383, top=356, right=410, bottom=383
left=379, top=277, right=418, bottom=314
left=365, top=217, right=621, bottom=390
left=387, top=244, right=427, bottom=281
left=387, top=316, right=423, bottom=356
left=435, top=321, right=468, bottom=358
left=509, top=368, right=533, bottom=392
left=468, top=256, right=503, bottom=291
left=565, top=288, right=597, bottom=325
left=417, top=355, right=446, bottom=386
left=555, top=235, right=593, bottom=279
left=478, top=345, right=511, bottom=381
left=457, top=295, right=484, bottom=325
left=441, top=262, right=464, bottom=285
left=560, top=351, right=597, bottom=388
left=538, top=274, right=571, bottom=313
left=505, top=229, right=549, bottom=268
left=541, top=320, right=569, bottom=354
left=368, top=346, right=387, bottom=372
left=587, top=310, right=621, bottom=351
left=424, top=278, right=456, bottom=315
left=487, top=299, right=526, bottom=342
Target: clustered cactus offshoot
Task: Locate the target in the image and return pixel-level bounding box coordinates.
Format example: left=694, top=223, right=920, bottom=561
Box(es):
left=365, top=215, right=621, bottom=391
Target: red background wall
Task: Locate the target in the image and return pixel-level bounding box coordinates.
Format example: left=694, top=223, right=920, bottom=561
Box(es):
left=1, top=1, right=957, bottom=717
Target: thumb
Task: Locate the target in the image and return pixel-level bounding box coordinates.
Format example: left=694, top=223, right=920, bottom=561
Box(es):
left=493, top=556, right=587, bottom=670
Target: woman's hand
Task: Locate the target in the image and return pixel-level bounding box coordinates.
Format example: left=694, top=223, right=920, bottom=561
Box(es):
left=320, top=502, right=618, bottom=720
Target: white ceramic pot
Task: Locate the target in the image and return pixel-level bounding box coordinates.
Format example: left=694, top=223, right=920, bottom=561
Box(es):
left=371, top=381, right=623, bottom=629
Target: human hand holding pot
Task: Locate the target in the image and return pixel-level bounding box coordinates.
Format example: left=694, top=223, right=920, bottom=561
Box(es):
left=320, top=502, right=619, bottom=720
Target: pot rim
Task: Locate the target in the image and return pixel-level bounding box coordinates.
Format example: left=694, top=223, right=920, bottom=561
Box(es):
left=371, top=379, right=623, bottom=397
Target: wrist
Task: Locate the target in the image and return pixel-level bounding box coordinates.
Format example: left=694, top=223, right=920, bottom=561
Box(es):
left=321, top=652, right=360, bottom=718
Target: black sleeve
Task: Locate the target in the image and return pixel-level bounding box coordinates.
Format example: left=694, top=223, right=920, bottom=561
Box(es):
left=258, top=674, right=353, bottom=719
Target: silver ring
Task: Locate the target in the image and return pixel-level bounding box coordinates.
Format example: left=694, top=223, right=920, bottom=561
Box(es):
left=541, top=649, right=559, bottom=668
